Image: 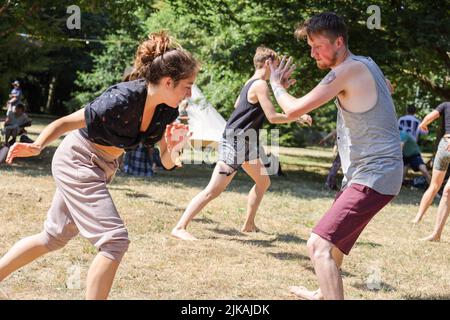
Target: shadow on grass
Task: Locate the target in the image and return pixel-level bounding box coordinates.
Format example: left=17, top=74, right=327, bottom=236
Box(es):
left=301, top=264, right=316, bottom=274
left=352, top=281, right=396, bottom=292
left=341, top=270, right=356, bottom=278
left=401, top=294, right=450, bottom=300
left=275, top=233, right=307, bottom=244
left=272, top=255, right=356, bottom=278
left=232, top=239, right=276, bottom=247
left=148, top=199, right=185, bottom=212
left=193, top=217, right=216, bottom=224
left=355, top=241, right=382, bottom=248
left=125, top=192, right=152, bottom=199
left=201, top=228, right=309, bottom=249
left=268, top=251, right=309, bottom=261
left=209, top=227, right=246, bottom=237
left=109, top=186, right=137, bottom=192
left=226, top=233, right=307, bottom=248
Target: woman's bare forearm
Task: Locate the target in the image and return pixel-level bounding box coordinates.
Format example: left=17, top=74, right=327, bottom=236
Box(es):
left=33, top=108, right=86, bottom=150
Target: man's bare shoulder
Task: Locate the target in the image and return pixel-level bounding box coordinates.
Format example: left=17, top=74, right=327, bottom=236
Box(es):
left=334, top=59, right=367, bottom=75
left=329, top=60, right=371, bottom=88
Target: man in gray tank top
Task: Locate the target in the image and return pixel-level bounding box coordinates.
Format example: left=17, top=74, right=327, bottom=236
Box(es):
left=269, top=12, right=402, bottom=300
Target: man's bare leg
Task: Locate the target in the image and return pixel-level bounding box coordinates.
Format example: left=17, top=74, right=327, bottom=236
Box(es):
left=171, top=161, right=237, bottom=240
left=412, top=169, right=446, bottom=224
left=240, top=160, right=271, bottom=232
left=0, top=232, right=51, bottom=282
left=85, top=254, right=120, bottom=300
left=420, top=180, right=450, bottom=242
left=290, top=245, right=344, bottom=300
left=309, top=234, right=344, bottom=299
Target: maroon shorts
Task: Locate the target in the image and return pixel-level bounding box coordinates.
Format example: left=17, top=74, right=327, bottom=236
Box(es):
left=312, top=183, right=394, bottom=255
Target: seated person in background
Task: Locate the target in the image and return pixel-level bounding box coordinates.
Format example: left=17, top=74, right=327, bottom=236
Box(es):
left=123, top=144, right=162, bottom=177
left=3, top=103, right=32, bottom=147
left=398, top=104, right=427, bottom=142
left=400, top=131, right=431, bottom=185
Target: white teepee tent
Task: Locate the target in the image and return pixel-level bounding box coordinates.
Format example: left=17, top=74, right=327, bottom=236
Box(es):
left=186, top=85, right=226, bottom=149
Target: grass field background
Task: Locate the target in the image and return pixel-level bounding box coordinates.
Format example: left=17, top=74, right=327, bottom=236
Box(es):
left=0, top=117, right=448, bottom=300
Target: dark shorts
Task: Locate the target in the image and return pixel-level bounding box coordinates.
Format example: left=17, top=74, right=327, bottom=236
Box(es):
left=312, top=183, right=394, bottom=255
left=403, top=154, right=425, bottom=171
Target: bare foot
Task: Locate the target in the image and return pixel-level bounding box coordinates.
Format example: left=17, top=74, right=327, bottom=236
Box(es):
left=411, top=217, right=422, bottom=224
left=241, top=225, right=259, bottom=233
left=171, top=227, right=198, bottom=240
left=289, top=286, right=323, bottom=300
left=419, top=235, right=440, bottom=242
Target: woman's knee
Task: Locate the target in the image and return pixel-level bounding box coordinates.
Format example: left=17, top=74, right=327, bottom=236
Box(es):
left=97, top=229, right=130, bottom=262
left=40, top=231, right=71, bottom=251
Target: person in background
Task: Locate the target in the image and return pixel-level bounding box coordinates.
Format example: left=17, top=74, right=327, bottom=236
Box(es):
left=398, top=104, right=427, bottom=142
left=3, top=103, right=31, bottom=147
left=400, top=130, right=431, bottom=185
left=7, top=80, right=23, bottom=113
left=412, top=101, right=450, bottom=242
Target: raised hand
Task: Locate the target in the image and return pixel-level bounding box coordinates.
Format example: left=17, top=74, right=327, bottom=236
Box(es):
left=6, top=142, right=41, bottom=164
left=164, top=123, right=192, bottom=166
left=269, top=56, right=295, bottom=86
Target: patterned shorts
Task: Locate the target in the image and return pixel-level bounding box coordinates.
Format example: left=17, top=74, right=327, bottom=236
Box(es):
left=217, top=135, right=264, bottom=170
left=433, top=137, right=450, bottom=171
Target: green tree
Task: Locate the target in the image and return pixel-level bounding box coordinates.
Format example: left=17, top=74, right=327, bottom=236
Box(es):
left=0, top=1, right=154, bottom=113
left=68, top=0, right=449, bottom=147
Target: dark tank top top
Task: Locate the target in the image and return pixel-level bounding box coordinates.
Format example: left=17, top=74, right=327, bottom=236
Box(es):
left=224, top=79, right=266, bottom=137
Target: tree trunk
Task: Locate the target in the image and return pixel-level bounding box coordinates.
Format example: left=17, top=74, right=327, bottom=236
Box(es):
left=44, top=75, right=57, bottom=114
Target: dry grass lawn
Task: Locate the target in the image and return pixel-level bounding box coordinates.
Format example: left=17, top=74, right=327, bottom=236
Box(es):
left=0, top=117, right=449, bottom=300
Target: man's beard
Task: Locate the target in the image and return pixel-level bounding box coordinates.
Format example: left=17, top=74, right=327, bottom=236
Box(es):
left=316, top=51, right=339, bottom=69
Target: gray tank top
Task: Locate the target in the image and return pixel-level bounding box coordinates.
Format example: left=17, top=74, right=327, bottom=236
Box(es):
left=336, top=55, right=403, bottom=195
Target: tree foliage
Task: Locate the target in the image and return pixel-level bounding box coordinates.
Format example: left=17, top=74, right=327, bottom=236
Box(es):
left=2, top=0, right=448, bottom=147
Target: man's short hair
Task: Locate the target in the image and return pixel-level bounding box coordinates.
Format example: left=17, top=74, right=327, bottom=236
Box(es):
left=295, top=12, right=348, bottom=46
left=407, top=104, right=416, bottom=114
left=12, top=80, right=20, bottom=86
left=253, top=46, right=278, bottom=69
